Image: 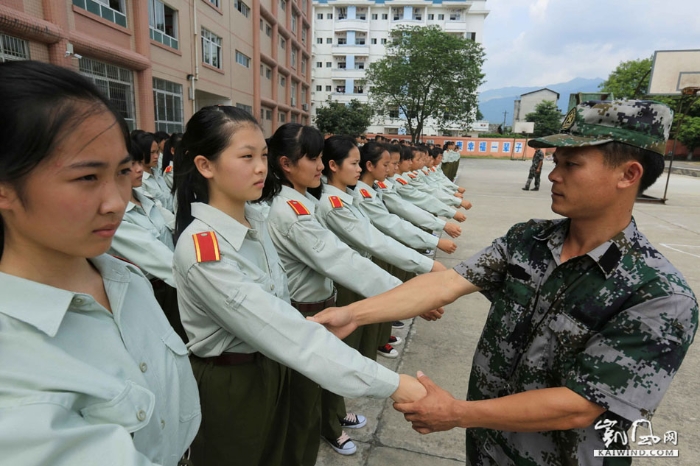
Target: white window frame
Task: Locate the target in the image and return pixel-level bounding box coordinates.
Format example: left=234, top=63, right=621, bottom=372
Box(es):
left=201, top=28, right=222, bottom=69
left=79, top=57, right=136, bottom=130
left=153, top=77, right=184, bottom=133
left=148, top=0, right=178, bottom=49
left=235, top=0, right=250, bottom=18
left=0, top=34, right=30, bottom=62
left=236, top=50, right=251, bottom=68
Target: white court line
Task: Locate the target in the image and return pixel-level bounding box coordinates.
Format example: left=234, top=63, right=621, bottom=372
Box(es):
left=660, top=243, right=700, bottom=259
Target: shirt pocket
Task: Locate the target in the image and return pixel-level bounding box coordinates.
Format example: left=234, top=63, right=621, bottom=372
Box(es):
left=80, top=381, right=155, bottom=433
left=161, top=330, right=200, bottom=423
left=545, top=313, right=595, bottom=382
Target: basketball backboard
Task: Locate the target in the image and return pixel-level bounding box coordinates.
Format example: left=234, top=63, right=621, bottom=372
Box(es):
left=648, top=50, right=700, bottom=96
left=513, top=121, right=534, bottom=134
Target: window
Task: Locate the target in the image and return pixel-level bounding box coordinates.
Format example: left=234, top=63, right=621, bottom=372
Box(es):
left=355, top=37, right=365, bottom=45
left=301, top=58, right=307, bottom=74
left=279, top=112, right=287, bottom=123
left=337, top=37, right=347, bottom=45
left=317, top=13, right=323, bottom=19
left=326, top=13, right=333, bottom=19
left=353, top=84, right=363, bottom=94
left=301, top=28, right=307, bottom=44
left=316, top=38, right=322, bottom=44
left=392, top=7, right=401, bottom=20
left=236, top=103, right=253, bottom=114
left=201, top=28, right=222, bottom=68
left=371, top=13, right=377, bottom=20
left=148, top=0, right=178, bottom=49
left=325, top=85, right=331, bottom=92
left=428, top=13, right=434, bottom=20
left=389, top=109, right=399, bottom=118
left=72, top=0, right=127, bottom=27
left=466, top=32, right=476, bottom=41
left=381, top=38, right=387, bottom=44
left=335, top=85, right=345, bottom=93
left=279, top=75, right=286, bottom=86
left=355, top=62, right=364, bottom=70
left=235, top=50, right=250, bottom=67
left=449, top=12, right=460, bottom=20
left=235, top=0, right=250, bottom=17
left=153, top=78, right=184, bottom=134
left=291, top=114, right=298, bottom=123
left=280, top=0, right=286, bottom=11
left=316, top=61, right=322, bottom=68
left=337, top=7, right=346, bottom=20
left=356, top=8, right=366, bottom=20
left=280, top=37, right=286, bottom=49
left=262, top=108, right=272, bottom=120
left=208, top=0, right=220, bottom=7
left=79, top=57, right=136, bottom=130
left=337, top=62, right=346, bottom=69
left=291, top=48, right=297, bottom=68
left=326, top=38, right=332, bottom=44
left=265, top=66, right=272, bottom=79
left=325, top=62, right=331, bottom=68
left=291, top=82, right=297, bottom=106
left=412, top=8, right=422, bottom=20
left=0, top=34, right=30, bottom=62
left=291, top=14, right=298, bottom=33
left=265, top=24, right=272, bottom=37
left=371, top=38, right=377, bottom=44
left=438, top=14, right=444, bottom=20
left=381, top=13, right=388, bottom=19
left=316, top=85, right=322, bottom=91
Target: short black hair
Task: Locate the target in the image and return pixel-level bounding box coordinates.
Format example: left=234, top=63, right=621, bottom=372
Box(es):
left=597, top=142, right=665, bottom=194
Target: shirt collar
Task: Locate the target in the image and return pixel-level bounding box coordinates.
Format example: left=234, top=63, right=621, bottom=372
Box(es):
left=535, top=218, right=636, bottom=277
left=0, top=255, right=130, bottom=337
left=322, top=183, right=354, bottom=206
left=191, top=202, right=264, bottom=251
left=126, top=189, right=155, bottom=213
left=279, top=185, right=317, bottom=215
left=355, top=180, right=378, bottom=197
left=142, top=171, right=153, bottom=181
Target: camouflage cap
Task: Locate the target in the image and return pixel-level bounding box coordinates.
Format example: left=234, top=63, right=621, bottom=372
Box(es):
left=529, top=100, right=673, bottom=156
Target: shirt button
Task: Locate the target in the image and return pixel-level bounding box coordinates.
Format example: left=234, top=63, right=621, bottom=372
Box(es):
left=136, top=410, right=147, bottom=422
left=270, top=284, right=275, bottom=291
left=140, top=362, right=148, bottom=373
left=73, top=297, right=84, bottom=305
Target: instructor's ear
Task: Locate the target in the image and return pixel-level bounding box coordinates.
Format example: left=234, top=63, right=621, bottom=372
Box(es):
left=618, top=160, right=643, bottom=190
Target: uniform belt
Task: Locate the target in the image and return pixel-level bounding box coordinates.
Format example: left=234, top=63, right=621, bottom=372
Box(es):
left=291, top=292, right=337, bottom=314
left=196, top=352, right=258, bottom=366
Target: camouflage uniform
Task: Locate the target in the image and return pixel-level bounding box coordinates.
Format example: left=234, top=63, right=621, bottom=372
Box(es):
left=453, top=218, right=698, bottom=466
left=523, top=149, right=544, bottom=190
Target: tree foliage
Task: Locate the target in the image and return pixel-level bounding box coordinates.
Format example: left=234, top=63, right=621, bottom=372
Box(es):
left=524, top=100, right=561, bottom=137
left=599, top=58, right=653, bottom=99
left=365, top=25, right=485, bottom=143
left=313, top=98, right=373, bottom=136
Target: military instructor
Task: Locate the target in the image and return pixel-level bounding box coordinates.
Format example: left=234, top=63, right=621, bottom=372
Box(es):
left=311, top=100, right=698, bottom=465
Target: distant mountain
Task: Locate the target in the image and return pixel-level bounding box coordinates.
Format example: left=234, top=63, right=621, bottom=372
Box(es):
left=479, top=77, right=605, bottom=126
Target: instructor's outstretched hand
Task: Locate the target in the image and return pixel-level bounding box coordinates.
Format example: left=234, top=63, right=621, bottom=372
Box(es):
left=394, top=372, right=461, bottom=434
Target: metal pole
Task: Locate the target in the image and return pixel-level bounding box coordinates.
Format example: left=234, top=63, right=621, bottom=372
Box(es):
left=662, top=93, right=690, bottom=202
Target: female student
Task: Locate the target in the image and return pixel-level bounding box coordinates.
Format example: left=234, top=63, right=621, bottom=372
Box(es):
left=172, top=106, right=426, bottom=466
left=263, top=123, right=407, bottom=459
left=108, top=137, right=185, bottom=340
left=135, top=132, right=174, bottom=212
left=162, top=132, right=182, bottom=190
left=0, top=61, right=200, bottom=465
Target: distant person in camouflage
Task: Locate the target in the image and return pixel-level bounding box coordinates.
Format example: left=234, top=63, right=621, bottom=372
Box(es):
left=311, top=100, right=698, bottom=465
left=522, top=148, right=545, bottom=191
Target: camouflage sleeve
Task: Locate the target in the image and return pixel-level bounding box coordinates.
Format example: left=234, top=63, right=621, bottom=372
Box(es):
left=564, top=293, right=698, bottom=423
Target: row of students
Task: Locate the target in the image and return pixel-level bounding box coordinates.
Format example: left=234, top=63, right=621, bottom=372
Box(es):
left=0, top=61, right=472, bottom=466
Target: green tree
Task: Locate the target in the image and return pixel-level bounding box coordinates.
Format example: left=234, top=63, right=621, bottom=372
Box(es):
left=677, top=116, right=700, bottom=155
left=599, top=58, right=653, bottom=99
left=524, top=100, right=561, bottom=137
left=313, top=98, right=372, bottom=136
left=365, top=25, right=485, bottom=143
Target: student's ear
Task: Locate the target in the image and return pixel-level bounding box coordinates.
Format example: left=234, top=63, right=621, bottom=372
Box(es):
left=618, top=160, right=643, bottom=190
left=194, top=155, right=215, bottom=179
left=0, top=183, right=18, bottom=210
left=279, top=156, right=293, bottom=174
left=328, top=159, right=340, bottom=173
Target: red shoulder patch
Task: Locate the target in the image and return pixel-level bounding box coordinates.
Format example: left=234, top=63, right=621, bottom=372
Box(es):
left=407, top=173, right=417, bottom=179
left=164, top=165, right=173, bottom=174
left=287, top=200, right=310, bottom=216
left=376, top=181, right=388, bottom=189
left=329, top=196, right=344, bottom=209
left=396, top=177, right=408, bottom=185
left=359, top=189, right=372, bottom=199
left=192, top=231, right=221, bottom=263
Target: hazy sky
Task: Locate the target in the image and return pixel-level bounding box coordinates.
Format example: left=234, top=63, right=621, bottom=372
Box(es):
left=481, top=0, right=700, bottom=90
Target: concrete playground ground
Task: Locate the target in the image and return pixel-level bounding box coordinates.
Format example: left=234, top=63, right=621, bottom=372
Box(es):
left=315, top=157, right=700, bottom=465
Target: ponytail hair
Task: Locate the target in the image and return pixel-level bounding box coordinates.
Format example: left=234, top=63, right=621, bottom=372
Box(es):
left=260, top=123, right=324, bottom=203
left=162, top=132, right=182, bottom=175
left=174, top=105, right=260, bottom=240
left=359, top=142, right=388, bottom=174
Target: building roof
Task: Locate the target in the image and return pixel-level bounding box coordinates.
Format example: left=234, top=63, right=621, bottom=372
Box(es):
left=520, top=88, right=560, bottom=99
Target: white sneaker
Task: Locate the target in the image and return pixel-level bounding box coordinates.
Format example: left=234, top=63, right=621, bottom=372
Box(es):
left=388, top=336, right=403, bottom=346
left=323, top=432, right=357, bottom=455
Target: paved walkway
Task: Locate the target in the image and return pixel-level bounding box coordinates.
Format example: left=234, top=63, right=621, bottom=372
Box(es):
left=315, top=158, right=700, bottom=465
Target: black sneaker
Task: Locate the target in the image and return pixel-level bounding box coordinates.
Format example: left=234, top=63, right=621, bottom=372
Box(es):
left=323, top=432, right=357, bottom=455
left=521, top=187, right=529, bottom=191
left=392, top=320, right=405, bottom=329
left=531, top=188, right=539, bottom=191
left=339, top=412, right=367, bottom=429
